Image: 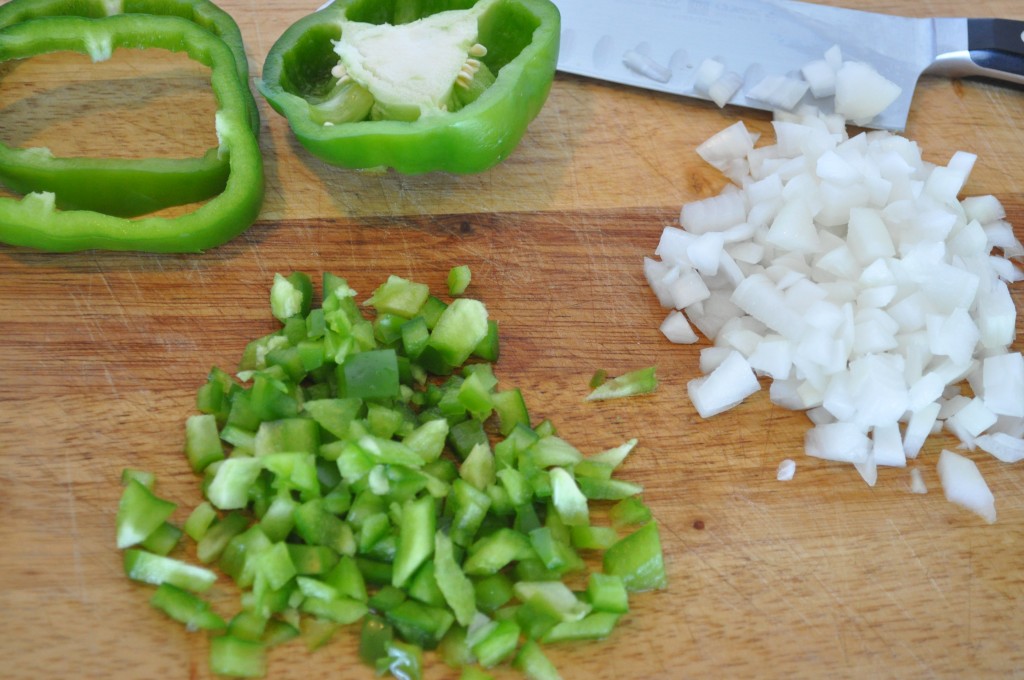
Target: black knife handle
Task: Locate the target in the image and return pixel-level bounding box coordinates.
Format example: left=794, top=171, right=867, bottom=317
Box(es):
left=966, top=18, right=1024, bottom=84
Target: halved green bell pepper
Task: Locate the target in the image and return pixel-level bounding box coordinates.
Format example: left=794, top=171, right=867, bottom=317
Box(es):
left=0, top=0, right=260, bottom=217
left=258, top=0, right=560, bottom=174
left=0, top=14, right=264, bottom=252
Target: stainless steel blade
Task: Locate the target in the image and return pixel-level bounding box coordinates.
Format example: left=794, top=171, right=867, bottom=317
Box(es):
left=552, top=0, right=970, bottom=130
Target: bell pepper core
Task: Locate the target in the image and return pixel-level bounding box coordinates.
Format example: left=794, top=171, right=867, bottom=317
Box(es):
left=0, top=0, right=260, bottom=217
left=0, top=14, right=264, bottom=252
left=258, top=0, right=560, bottom=174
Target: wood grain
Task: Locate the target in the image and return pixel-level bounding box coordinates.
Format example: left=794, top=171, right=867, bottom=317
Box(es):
left=1, top=1, right=1022, bottom=678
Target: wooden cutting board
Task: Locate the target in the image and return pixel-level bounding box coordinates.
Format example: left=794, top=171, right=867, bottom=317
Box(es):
left=1, top=1, right=1022, bottom=678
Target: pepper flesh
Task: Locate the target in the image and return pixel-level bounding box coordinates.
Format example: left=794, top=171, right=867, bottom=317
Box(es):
left=257, top=0, right=560, bottom=174
left=0, top=14, right=264, bottom=252
left=0, top=0, right=259, bottom=217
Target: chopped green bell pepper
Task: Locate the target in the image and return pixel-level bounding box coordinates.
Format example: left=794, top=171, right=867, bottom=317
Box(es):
left=258, top=0, right=560, bottom=174
left=124, top=548, right=218, bottom=592
left=209, top=635, right=267, bottom=678
left=0, top=14, right=263, bottom=252
left=116, top=272, right=671, bottom=679
left=0, top=0, right=259, bottom=217
left=150, top=583, right=227, bottom=632
left=603, top=521, right=667, bottom=593
left=585, top=366, right=659, bottom=401
left=116, top=478, right=177, bottom=549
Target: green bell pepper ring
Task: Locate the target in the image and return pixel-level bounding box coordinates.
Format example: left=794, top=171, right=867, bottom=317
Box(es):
left=0, top=14, right=264, bottom=252
left=0, top=0, right=259, bottom=217
left=257, top=0, right=560, bottom=174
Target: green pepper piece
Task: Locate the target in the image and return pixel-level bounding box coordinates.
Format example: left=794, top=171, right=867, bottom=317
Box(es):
left=540, top=611, right=620, bottom=644
left=586, top=572, right=629, bottom=615
left=209, top=635, right=267, bottom=679
left=447, top=265, right=472, bottom=296
left=433, top=530, right=476, bottom=626
left=392, top=495, right=436, bottom=588
left=196, top=510, right=249, bottom=564
left=514, top=639, right=562, bottom=680
left=262, top=618, right=300, bottom=647
left=0, top=15, right=264, bottom=252
left=116, top=478, right=177, bottom=549
left=428, top=298, right=489, bottom=367
left=471, top=320, right=501, bottom=362
left=287, top=544, right=340, bottom=576
left=366, top=275, right=431, bottom=318
left=462, top=528, right=534, bottom=576
left=386, top=599, right=454, bottom=650
left=377, top=639, right=424, bottom=680
left=300, top=593, right=369, bottom=624
left=185, top=414, right=226, bottom=473
left=609, top=496, right=653, bottom=528
left=141, top=521, right=184, bottom=556
left=0, top=0, right=260, bottom=217
left=270, top=272, right=315, bottom=322
left=359, top=614, right=394, bottom=666
left=258, top=0, right=560, bottom=174
left=120, top=468, right=156, bottom=489
left=206, top=457, right=264, bottom=510
left=227, top=609, right=269, bottom=642
left=300, top=617, right=340, bottom=652
left=568, top=524, right=618, bottom=551
left=123, top=549, right=218, bottom=593
left=339, top=349, right=401, bottom=400
left=575, top=476, right=643, bottom=501
left=585, top=366, right=659, bottom=401
left=183, top=501, right=218, bottom=542
left=406, top=560, right=446, bottom=608
left=446, top=478, right=492, bottom=547
left=149, top=583, right=227, bottom=632
left=513, top=580, right=590, bottom=623
left=603, top=521, right=668, bottom=593
left=470, top=618, right=520, bottom=668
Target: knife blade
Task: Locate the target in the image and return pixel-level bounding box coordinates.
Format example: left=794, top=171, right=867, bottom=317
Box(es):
left=552, top=0, right=1024, bottom=130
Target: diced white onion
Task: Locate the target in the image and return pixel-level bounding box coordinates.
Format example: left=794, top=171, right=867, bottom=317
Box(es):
left=746, top=74, right=809, bottom=111
left=975, top=432, right=1024, bottom=463
left=776, top=459, right=796, bottom=481
left=833, top=61, right=902, bottom=126
left=801, top=58, right=836, bottom=98
left=660, top=311, right=699, bottom=344
left=623, top=49, right=672, bottom=83
left=693, top=58, right=726, bottom=94
left=642, top=53, right=1022, bottom=521
left=709, top=71, right=744, bottom=108
left=909, top=468, right=928, bottom=494
left=687, top=350, right=760, bottom=418
left=805, top=422, right=871, bottom=463
left=981, top=352, right=1024, bottom=418
left=936, top=450, right=996, bottom=523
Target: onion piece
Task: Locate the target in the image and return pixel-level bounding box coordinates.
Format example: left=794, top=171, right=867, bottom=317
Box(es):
left=975, top=432, right=1024, bottom=463
left=909, top=468, right=928, bottom=494
left=833, top=61, right=902, bottom=126
left=709, top=71, right=744, bottom=108
left=776, top=459, right=796, bottom=481
left=936, top=449, right=996, bottom=523
left=693, top=58, right=726, bottom=94
left=746, top=74, right=809, bottom=111
left=660, top=311, right=699, bottom=344
left=687, top=350, right=760, bottom=418
left=623, top=49, right=672, bottom=83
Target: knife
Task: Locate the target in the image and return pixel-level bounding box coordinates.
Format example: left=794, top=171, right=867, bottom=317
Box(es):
left=552, top=0, right=1024, bottom=130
